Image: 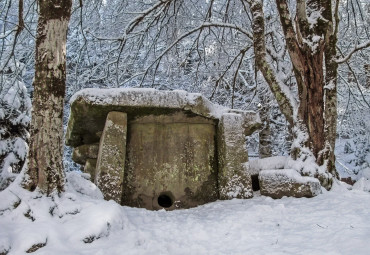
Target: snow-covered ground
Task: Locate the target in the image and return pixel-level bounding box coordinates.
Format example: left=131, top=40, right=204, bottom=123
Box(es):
left=1, top=172, right=370, bottom=255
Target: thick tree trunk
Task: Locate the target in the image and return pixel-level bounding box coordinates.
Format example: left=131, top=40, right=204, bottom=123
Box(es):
left=321, top=0, right=339, bottom=178
left=297, top=50, right=325, bottom=159
left=275, top=0, right=339, bottom=175
left=249, top=0, right=339, bottom=188
left=23, top=0, right=72, bottom=195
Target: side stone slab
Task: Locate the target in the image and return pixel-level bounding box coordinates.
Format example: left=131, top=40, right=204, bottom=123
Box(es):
left=95, top=111, right=127, bottom=203
left=217, top=113, right=253, bottom=199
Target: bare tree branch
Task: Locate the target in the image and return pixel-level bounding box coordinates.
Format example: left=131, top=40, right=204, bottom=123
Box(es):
left=336, top=40, right=370, bottom=64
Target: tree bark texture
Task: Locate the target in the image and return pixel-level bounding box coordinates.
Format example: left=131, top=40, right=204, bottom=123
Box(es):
left=249, top=0, right=339, bottom=184
left=249, top=0, right=295, bottom=127
left=23, top=0, right=72, bottom=195
left=257, top=86, right=272, bottom=158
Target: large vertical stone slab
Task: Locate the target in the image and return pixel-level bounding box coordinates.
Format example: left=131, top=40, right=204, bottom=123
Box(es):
left=96, top=111, right=127, bottom=203
left=217, top=113, right=253, bottom=199
left=122, top=112, right=218, bottom=210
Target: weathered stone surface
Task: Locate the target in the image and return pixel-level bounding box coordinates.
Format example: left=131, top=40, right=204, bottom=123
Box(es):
left=217, top=113, right=253, bottom=199
left=229, top=110, right=262, bottom=136
left=66, top=89, right=262, bottom=147
left=66, top=89, right=230, bottom=147
left=96, top=111, right=127, bottom=203
left=72, top=143, right=99, bottom=164
left=259, top=169, right=321, bottom=199
left=65, top=89, right=262, bottom=209
left=122, top=112, right=218, bottom=210
left=84, top=158, right=97, bottom=181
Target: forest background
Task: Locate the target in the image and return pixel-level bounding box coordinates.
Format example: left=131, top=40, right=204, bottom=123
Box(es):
left=0, top=0, right=369, bottom=191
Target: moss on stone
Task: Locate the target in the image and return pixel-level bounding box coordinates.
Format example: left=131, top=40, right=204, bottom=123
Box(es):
left=122, top=112, right=218, bottom=210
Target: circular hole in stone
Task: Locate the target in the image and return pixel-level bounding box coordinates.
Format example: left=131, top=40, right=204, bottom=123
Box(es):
left=158, top=193, right=173, bottom=208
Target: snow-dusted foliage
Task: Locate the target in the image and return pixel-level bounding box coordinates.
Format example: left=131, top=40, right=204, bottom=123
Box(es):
left=0, top=74, right=31, bottom=191
left=335, top=0, right=370, bottom=180
left=0, top=0, right=35, bottom=190
left=0, top=0, right=368, bottom=186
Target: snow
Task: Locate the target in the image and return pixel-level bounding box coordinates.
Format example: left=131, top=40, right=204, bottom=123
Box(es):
left=335, top=136, right=370, bottom=181
left=1, top=172, right=370, bottom=254
left=353, top=178, right=370, bottom=193
left=248, top=155, right=327, bottom=179
left=302, top=35, right=323, bottom=53
left=307, top=11, right=325, bottom=30
left=0, top=79, right=31, bottom=190
left=70, top=88, right=233, bottom=120
left=248, top=156, right=287, bottom=175
left=259, top=169, right=319, bottom=185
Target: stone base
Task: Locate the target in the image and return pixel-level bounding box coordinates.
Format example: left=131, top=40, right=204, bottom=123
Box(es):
left=259, top=169, right=321, bottom=199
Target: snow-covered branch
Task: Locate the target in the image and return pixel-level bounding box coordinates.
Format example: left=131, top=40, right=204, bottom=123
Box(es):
left=138, top=21, right=253, bottom=86
left=336, top=40, right=370, bottom=64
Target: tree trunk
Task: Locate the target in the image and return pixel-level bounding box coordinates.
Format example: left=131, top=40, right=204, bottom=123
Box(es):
left=249, top=0, right=339, bottom=188
left=23, top=0, right=72, bottom=195
left=321, top=6, right=339, bottom=178
left=297, top=50, right=325, bottom=159
left=257, top=86, right=272, bottom=158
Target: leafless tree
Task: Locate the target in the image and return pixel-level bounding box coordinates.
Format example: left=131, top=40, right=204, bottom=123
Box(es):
left=22, top=0, right=72, bottom=195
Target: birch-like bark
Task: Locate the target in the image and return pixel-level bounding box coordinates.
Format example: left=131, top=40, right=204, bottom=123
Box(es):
left=23, top=0, right=72, bottom=195
left=258, top=87, right=272, bottom=158
left=249, top=0, right=295, bottom=127
left=320, top=0, right=339, bottom=177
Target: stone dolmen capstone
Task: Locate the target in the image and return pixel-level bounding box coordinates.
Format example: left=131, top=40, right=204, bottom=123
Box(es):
left=66, top=88, right=263, bottom=210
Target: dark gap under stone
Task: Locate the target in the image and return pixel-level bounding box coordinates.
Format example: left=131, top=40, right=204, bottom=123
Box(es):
left=251, top=174, right=260, bottom=191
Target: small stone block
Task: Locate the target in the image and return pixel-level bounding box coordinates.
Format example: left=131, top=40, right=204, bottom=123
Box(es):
left=72, top=143, right=99, bottom=164
left=217, top=113, right=253, bottom=199
left=259, top=169, right=321, bottom=199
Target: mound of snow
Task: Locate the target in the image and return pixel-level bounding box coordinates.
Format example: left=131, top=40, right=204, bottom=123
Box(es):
left=353, top=177, right=370, bottom=192
left=1, top=171, right=370, bottom=254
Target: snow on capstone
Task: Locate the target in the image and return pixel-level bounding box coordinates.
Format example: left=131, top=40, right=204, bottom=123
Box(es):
left=69, top=88, right=230, bottom=119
